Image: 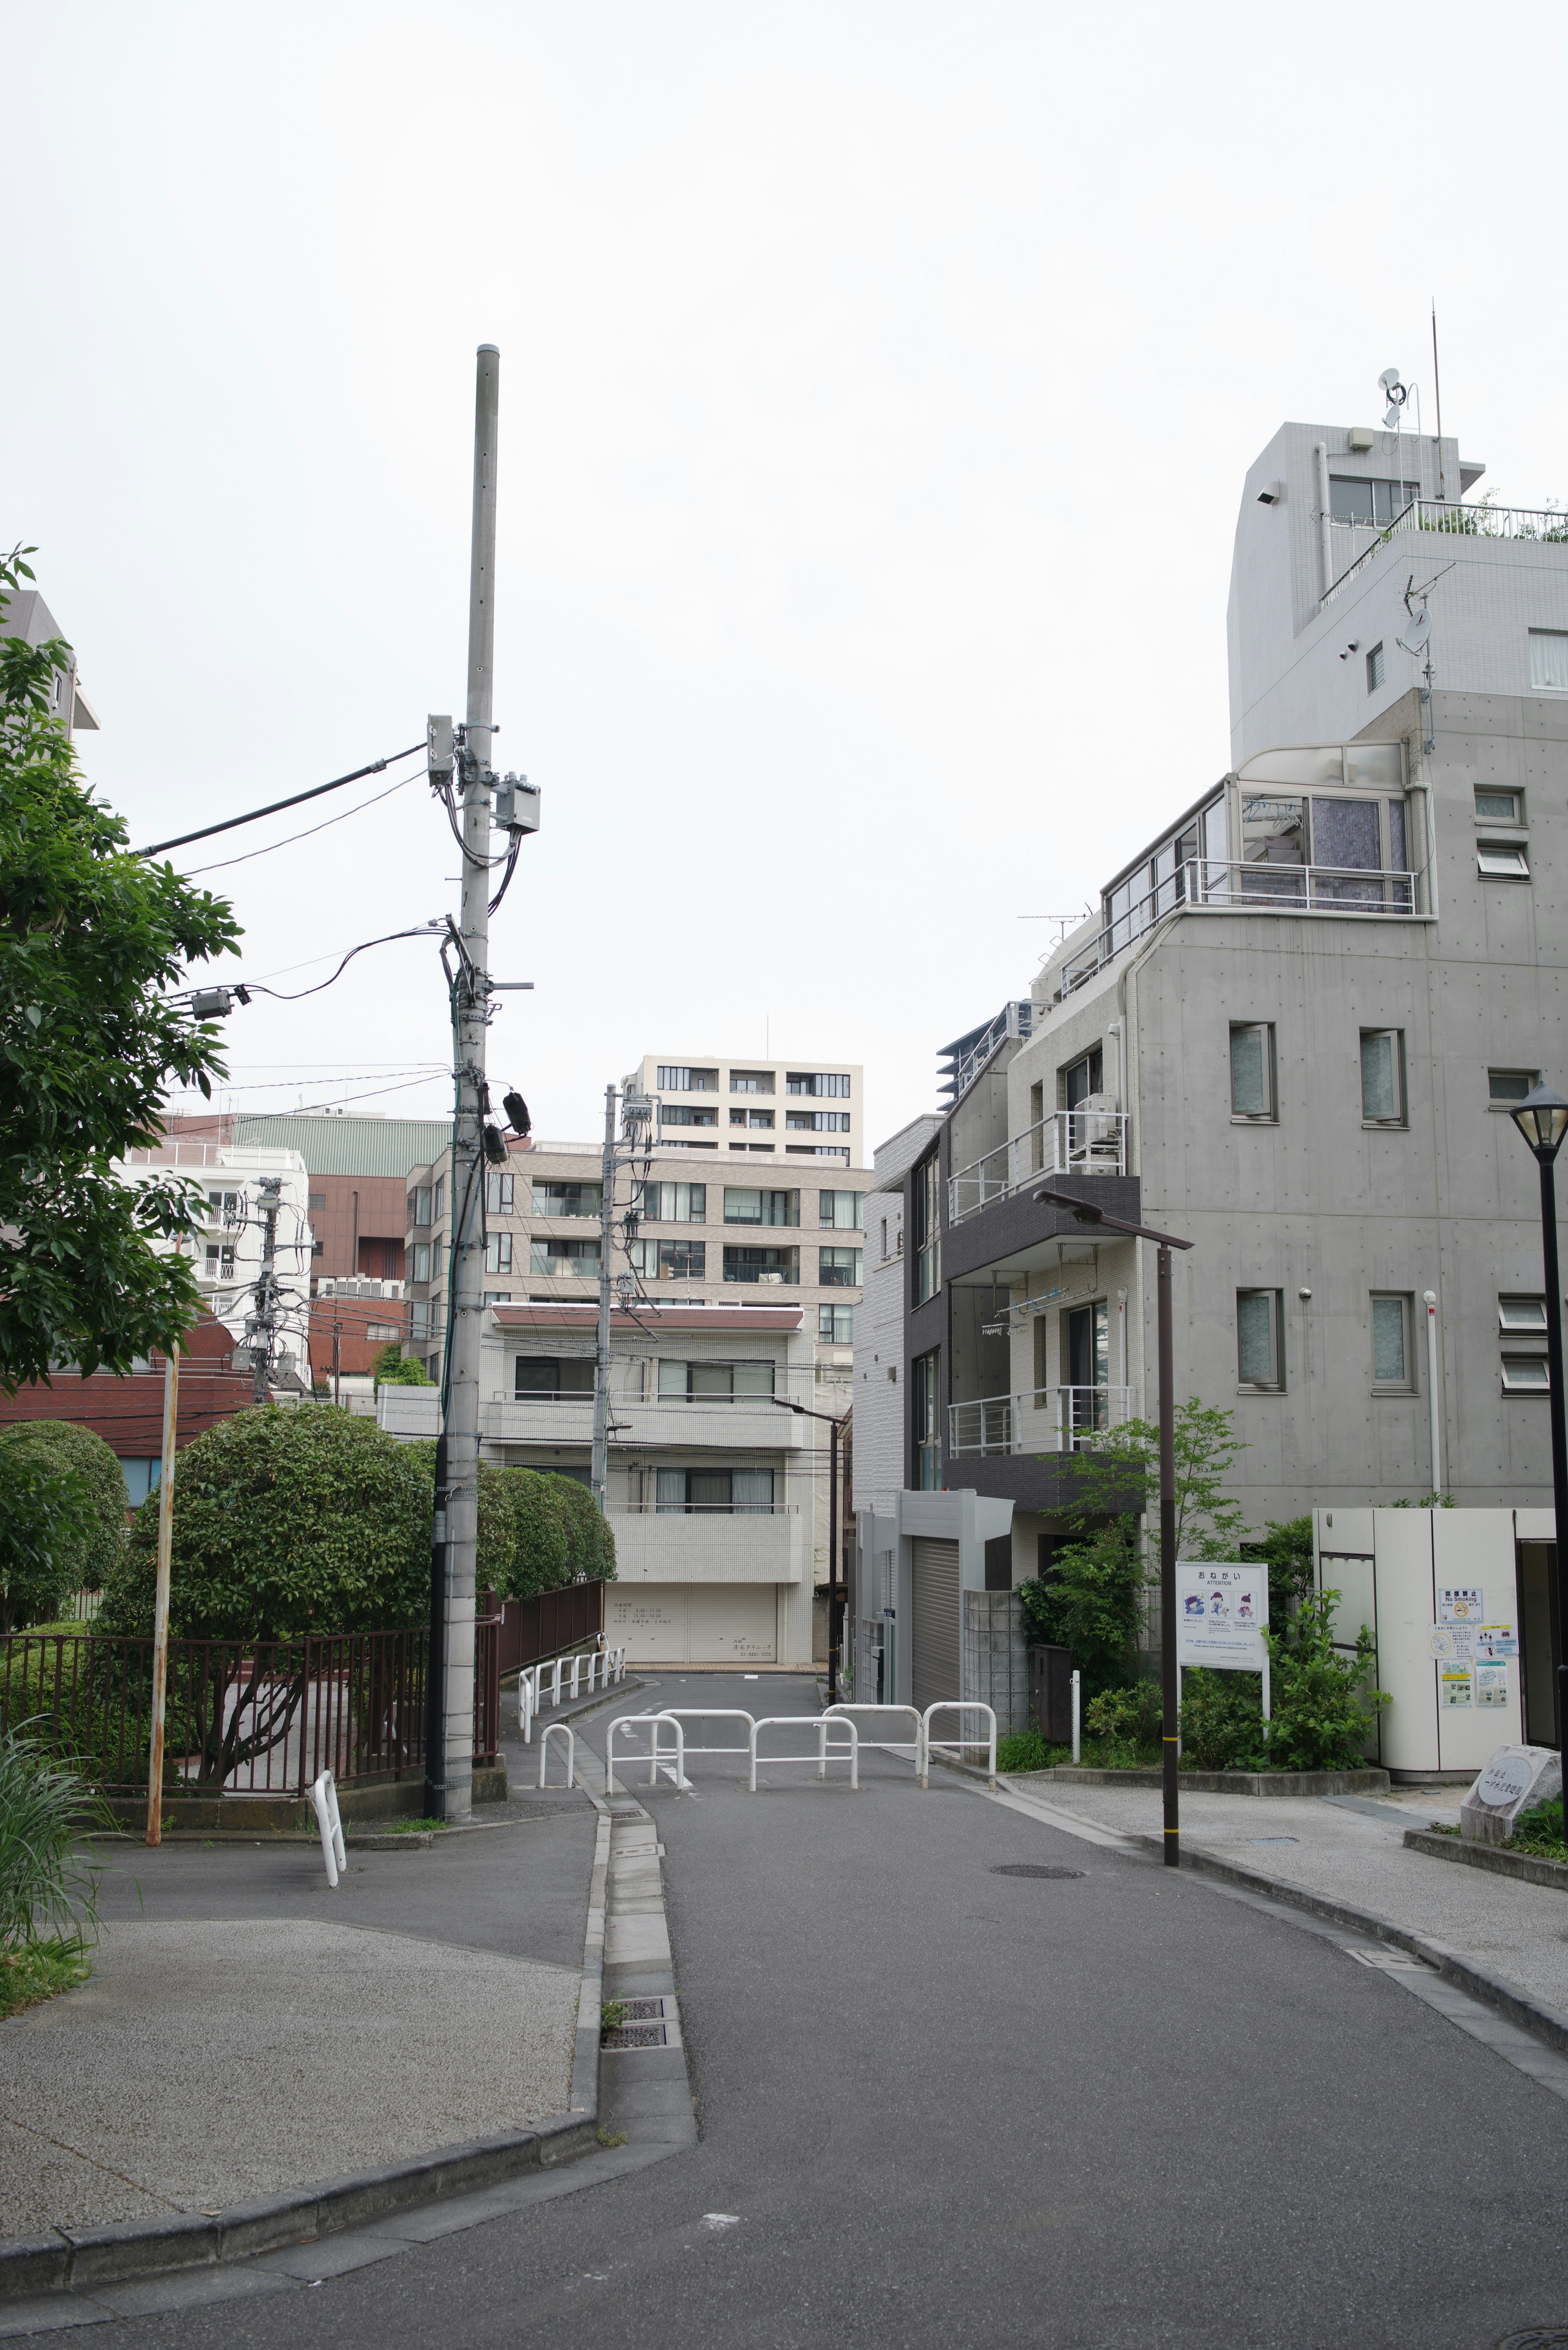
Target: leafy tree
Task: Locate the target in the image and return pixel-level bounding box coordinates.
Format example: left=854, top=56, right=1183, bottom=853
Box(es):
left=1246, top=1514, right=1314, bottom=1632
left=500, top=1467, right=572, bottom=1598
left=548, top=1474, right=617, bottom=1582
left=0, top=1446, right=93, bottom=1632
left=101, top=1404, right=430, bottom=1639
left=1019, top=1400, right=1245, bottom=1696
left=403, top=1442, right=515, bottom=1598
left=0, top=544, right=240, bottom=1391
left=0, top=1423, right=128, bottom=1594
left=370, top=1345, right=430, bottom=1389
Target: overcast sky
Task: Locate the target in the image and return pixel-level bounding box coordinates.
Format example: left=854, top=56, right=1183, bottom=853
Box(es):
left=8, top=2, right=1566, bottom=1153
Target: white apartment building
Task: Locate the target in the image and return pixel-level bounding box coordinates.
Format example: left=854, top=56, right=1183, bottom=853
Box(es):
left=378, top=1299, right=819, bottom=1666
left=116, top=1139, right=313, bottom=1387
left=626, top=1052, right=863, bottom=1171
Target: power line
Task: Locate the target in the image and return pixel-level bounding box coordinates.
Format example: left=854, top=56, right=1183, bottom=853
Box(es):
left=180, top=768, right=421, bottom=875
left=135, top=743, right=425, bottom=859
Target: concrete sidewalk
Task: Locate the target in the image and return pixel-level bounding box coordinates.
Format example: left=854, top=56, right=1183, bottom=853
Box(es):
left=0, top=1736, right=601, bottom=2248
left=998, top=1771, right=1568, bottom=2017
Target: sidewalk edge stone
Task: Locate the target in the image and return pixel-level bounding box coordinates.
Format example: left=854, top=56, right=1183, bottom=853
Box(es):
left=1403, top=1826, right=1568, bottom=1895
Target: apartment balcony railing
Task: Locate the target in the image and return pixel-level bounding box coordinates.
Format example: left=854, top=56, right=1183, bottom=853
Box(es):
left=315, top=1278, right=406, bottom=1300
left=949, top=1107, right=1128, bottom=1226
left=1058, top=856, right=1417, bottom=999
left=948, top=1385, right=1135, bottom=1458
left=1323, top=499, right=1568, bottom=605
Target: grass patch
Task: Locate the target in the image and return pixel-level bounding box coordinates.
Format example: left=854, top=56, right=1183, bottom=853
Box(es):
left=597, top=2126, right=628, bottom=2148
left=1508, top=1797, right=1568, bottom=1864
left=0, top=1937, right=91, bottom=2020
left=382, top=1817, right=449, bottom=1834
left=601, top=1998, right=626, bottom=2028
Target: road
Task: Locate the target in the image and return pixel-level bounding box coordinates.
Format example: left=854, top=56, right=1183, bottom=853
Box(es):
left=76, top=1672, right=1568, bottom=2349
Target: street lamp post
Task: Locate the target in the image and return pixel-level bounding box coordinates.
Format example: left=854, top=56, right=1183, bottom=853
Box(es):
left=769, top=1396, right=849, bottom=1703
left=1507, top=1083, right=1568, bottom=1747
left=1036, top=1186, right=1194, bottom=1868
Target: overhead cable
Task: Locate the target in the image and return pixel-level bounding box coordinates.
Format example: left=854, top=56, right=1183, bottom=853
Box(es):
left=136, top=742, right=425, bottom=859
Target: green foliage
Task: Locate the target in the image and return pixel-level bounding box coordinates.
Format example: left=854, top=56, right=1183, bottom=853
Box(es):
left=1258, top=1590, right=1389, bottom=1771
left=1246, top=1515, right=1314, bottom=1632
left=1049, top=1400, right=1247, bottom=1559
left=0, top=544, right=241, bottom=1390
left=1178, top=1667, right=1266, bottom=1771
left=1509, top=1797, right=1567, bottom=1863
left=501, top=1467, right=572, bottom=1598
left=405, top=1442, right=516, bottom=1599
left=103, top=1404, right=431, bottom=1639
left=0, top=1937, right=91, bottom=2019
left=996, top=1724, right=1070, bottom=1774
left=1390, top=1492, right=1455, bottom=1509
left=371, top=1346, right=430, bottom=1388
left=0, top=1422, right=127, bottom=1593
left=1083, top=1682, right=1163, bottom=1765
left=0, top=1443, right=94, bottom=1632
left=1021, top=1520, right=1152, bottom=1701
left=0, top=1723, right=109, bottom=1953
left=549, top=1475, right=617, bottom=1583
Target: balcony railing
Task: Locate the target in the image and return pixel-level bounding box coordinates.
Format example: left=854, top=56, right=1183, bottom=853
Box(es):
left=1058, top=856, right=1417, bottom=998
left=949, top=1107, right=1127, bottom=1226
left=1324, top=498, right=1568, bottom=604
left=948, top=1385, right=1135, bottom=1458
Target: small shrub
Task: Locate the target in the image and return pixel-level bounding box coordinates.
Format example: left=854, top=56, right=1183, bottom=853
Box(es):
left=1179, top=1668, right=1266, bottom=1771
left=1259, top=1590, right=1388, bottom=1771
left=1508, top=1797, right=1567, bottom=1863
left=0, top=1724, right=109, bottom=1955
left=0, top=1424, right=128, bottom=1599
left=502, top=1467, right=572, bottom=1598
left=997, top=1725, right=1057, bottom=1774
left=0, top=1443, right=95, bottom=1632
left=1082, top=1682, right=1161, bottom=1767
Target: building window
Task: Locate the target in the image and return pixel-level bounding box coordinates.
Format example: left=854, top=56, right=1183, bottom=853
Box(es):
left=532, top=1181, right=601, bottom=1218
left=880, top=1217, right=889, bottom=1260
left=206, top=1189, right=241, bottom=1222
left=1503, top=1354, right=1552, bottom=1393
left=1528, top=629, right=1568, bottom=691
left=722, top=1245, right=798, bottom=1286
left=1365, top=643, right=1385, bottom=693
left=1061, top=1047, right=1103, bottom=1110
left=913, top=1152, right=941, bottom=1306
left=312, top=1240, right=324, bottom=1258
left=723, top=1187, right=799, bottom=1226
left=409, top=1301, right=429, bottom=1342
left=432, top=1178, right=445, bottom=1224
left=730, top=1108, right=775, bottom=1128
left=408, top=1186, right=432, bottom=1228
left=786, top=1072, right=851, bottom=1097
left=786, top=1145, right=851, bottom=1160
left=657, top=1066, right=717, bottom=1091
left=1371, top=1294, right=1413, bottom=1387
left=1236, top=1290, right=1283, bottom=1389
left=1229, top=1023, right=1275, bottom=1119
left=1359, top=1030, right=1405, bottom=1125
left=515, top=1356, right=596, bottom=1399
left=819, top=1190, right=865, bottom=1229
left=1477, top=841, right=1530, bottom=878
left=529, top=1237, right=601, bottom=1276
left=913, top=1349, right=940, bottom=1488
left=307, top=1192, right=326, bottom=1213
left=819, top=1246, right=862, bottom=1288
left=204, top=1244, right=235, bottom=1278
left=1330, top=477, right=1419, bottom=525
left=485, top=1173, right=514, bottom=1214
left=412, top=1242, right=431, bottom=1284
left=1499, top=1295, right=1548, bottom=1333
left=637, top=1182, right=705, bottom=1223
left=656, top=1360, right=775, bottom=1401
left=655, top=1467, right=775, bottom=1513
left=631, top=1237, right=706, bottom=1281
left=819, top=1303, right=853, bottom=1343
left=663, top=1104, right=719, bottom=1129
left=485, top=1232, right=513, bottom=1274
left=730, top=1071, right=775, bottom=1094
left=1475, top=787, right=1522, bottom=824
left=1490, top=1069, right=1539, bottom=1107
left=786, top=1110, right=851, bottom=1133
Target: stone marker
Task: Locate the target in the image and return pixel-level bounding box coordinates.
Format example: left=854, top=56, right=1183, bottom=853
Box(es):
left=1460, top=1744, right=1562, bottom=1847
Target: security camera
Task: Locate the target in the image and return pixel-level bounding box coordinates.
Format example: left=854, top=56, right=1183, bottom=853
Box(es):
left=1256, top=481, right=1284, bottom=506
left=1338, top=640, right=1361, bottom=661
left=1298, top=1287, right=1312, bottom=1301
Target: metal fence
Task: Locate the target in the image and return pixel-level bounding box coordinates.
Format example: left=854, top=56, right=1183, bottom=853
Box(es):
left=0, top=1621, right=501, bottom=1796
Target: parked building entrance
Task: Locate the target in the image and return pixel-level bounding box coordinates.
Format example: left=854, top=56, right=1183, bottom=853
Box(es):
left=911, top=1538, right=960, bottom=1712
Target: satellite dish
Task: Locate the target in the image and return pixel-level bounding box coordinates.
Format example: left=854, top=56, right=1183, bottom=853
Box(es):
left=1398, top=609, right=1432, bottom=655
left=1379, top=367, right=1403, bottom=392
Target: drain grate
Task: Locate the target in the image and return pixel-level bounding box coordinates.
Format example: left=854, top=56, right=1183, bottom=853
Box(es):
left=619, top=1999, right=666, bottom=2021
left=601, top=2023, right=667, bottom=2049
left=991, top=1863, right=1085, bottom=1880
left=1497, top=2332, right=1568, bottom=2349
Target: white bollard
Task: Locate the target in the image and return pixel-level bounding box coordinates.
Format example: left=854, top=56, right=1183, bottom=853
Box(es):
left=1071, top=1669, right=1080, bottom=1765
left=310, top=1769, right=346, bottom=1888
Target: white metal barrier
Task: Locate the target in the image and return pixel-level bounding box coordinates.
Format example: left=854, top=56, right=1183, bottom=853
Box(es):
left=649, top=1709, right=755, bottom=1760
left=748, top=1715, right=859, bottom=1793
left=310, top=1768, right=346, bottom=1887
left=538, top=1721, right=576, bottom=1790
left=518, top=1645, right=628, bottom=1740
left=921, top=1702, right=997, bottom=1791
left=823, top=1702, right=924, bottom=1768
left=606, top=1712, right=688, bottom=1795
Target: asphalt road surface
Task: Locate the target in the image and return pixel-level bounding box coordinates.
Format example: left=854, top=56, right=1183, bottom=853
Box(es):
left=87, top=1672, right=1568, bottom=2350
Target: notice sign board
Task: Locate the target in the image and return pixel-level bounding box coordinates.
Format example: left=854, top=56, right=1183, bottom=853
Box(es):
left=1175, top=1565, right=1269, bottom=1672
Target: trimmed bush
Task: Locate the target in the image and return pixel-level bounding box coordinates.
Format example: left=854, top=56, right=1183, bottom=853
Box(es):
left=0, top=1422, right=128, bottom=1595
left=0, top=1443, right=94, bottom=1632
left=500, top=1468, right=572, bottom=1598
left=550, top=1474, right=616, bottom=1582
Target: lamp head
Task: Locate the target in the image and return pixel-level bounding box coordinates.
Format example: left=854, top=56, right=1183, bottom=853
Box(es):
left=1509, top=1082, right=1568, bottom=1163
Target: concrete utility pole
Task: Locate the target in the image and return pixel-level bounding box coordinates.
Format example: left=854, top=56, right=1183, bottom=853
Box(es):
left=438, top=343, right=501, bottom=1827
left=591, top=1085, right=617, bottom=1511
left=249, top=1176, right=283, bottom=1403
left=145, top=1342, right=180, bottom=1848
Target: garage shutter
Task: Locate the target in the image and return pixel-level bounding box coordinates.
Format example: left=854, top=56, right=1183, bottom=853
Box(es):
left=911, top=1539, right=961, bottom=1713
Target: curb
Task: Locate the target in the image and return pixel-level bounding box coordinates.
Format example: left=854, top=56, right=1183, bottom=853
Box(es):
left=0, top=1842, right=608, bottom=2305
left=1404, top=1826, right=1568, bottom=1894
left=1029, top=1766, right=1391, bottom=1798
left=1132, top=1833, right=1568, bottom=2060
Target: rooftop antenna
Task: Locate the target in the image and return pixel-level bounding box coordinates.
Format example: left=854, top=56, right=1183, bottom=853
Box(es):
left=1431, top=301, right=1446, bottom=501
left=1398, top=566, right=1452, bottom=756
left=1379, top=365, right=1408, bottom=439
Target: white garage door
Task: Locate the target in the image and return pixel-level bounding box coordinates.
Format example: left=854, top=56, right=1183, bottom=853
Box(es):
left=607, top=1583, right=778, bottom=1666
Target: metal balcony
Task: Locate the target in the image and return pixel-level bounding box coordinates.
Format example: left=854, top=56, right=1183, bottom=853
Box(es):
left=948, top=1385, right=1135, bottom=1458
left=948, top=1107, right=1128, bottom=1226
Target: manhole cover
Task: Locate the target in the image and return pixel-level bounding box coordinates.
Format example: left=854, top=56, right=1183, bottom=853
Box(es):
left=990, top=1863, right=1085, bottom=1880
left=1497, top=2331, right=1568, bottom=2349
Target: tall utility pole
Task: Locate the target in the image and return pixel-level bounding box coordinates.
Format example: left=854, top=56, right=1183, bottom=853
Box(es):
left=249, top=1176, right=282, bottom=1403
left=145, top=1342, right=180, bottom=1848
left=437, top=342, right=501, bottom=1828
left=591, top=1083, right=617, bottom=1512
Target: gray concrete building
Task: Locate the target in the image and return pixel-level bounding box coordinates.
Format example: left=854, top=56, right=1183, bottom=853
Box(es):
left=857, top=400, right=1568, bottom=1729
